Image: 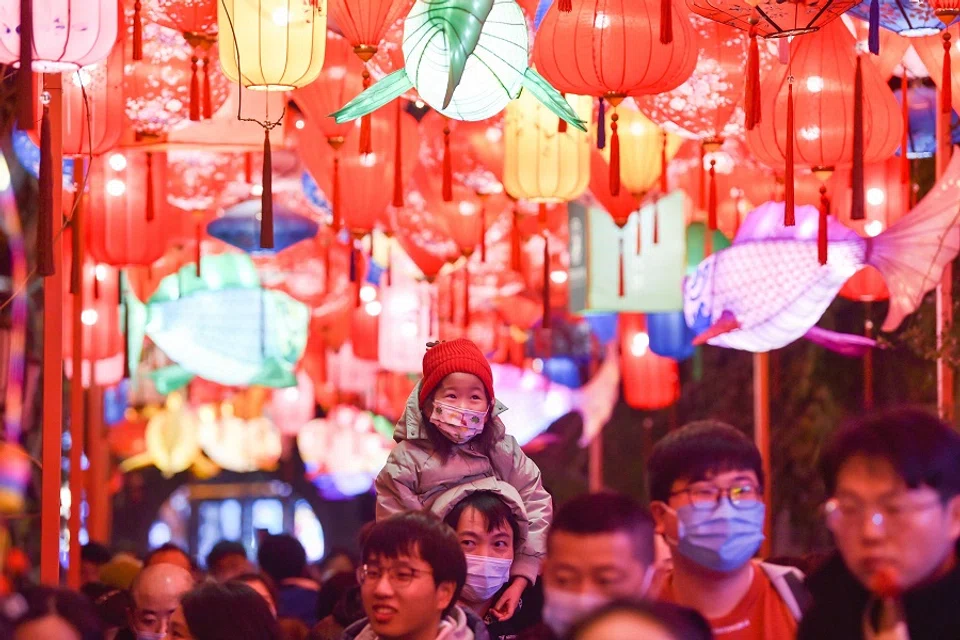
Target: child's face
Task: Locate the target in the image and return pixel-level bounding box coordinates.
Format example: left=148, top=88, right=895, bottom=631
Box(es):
left=432, top=372, right=490, bottom=412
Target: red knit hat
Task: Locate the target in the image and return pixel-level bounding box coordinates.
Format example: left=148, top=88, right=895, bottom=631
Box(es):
left=419, top=339, right=495, bottom=407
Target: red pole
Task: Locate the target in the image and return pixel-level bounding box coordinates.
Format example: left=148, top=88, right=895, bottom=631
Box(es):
left=753, top=352, right=772, bottom=556
left=67, top=156, right=85, bottom=590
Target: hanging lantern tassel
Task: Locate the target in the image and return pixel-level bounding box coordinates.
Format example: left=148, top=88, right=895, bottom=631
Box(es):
left=189, top=55, right=200, bottom=121
left=745, top=23, right=760, bottom=130
left=660, top=0, right=673, bottom=44
left=332, top=154, right=342, bottom=232
left=901, top=71, right=910, bottom=198
left=463, top=267, right=470, bottom=328
left=868, top=0, right=880, bottom=55
left=195, top=216, right=203, bottom=278
left=17, top=0, right=34, bottom=128
left=261, top=130, right=274, bottom=249
left=851, top=56, right=866, bottom=221
left=511, top=206, right=523, bottom=272
left=660, top=131, right=669, bottom=193
left=244, top=151, right=253, bottom=184
left=597, top=98, right=606, bottom=149
left=393, top=100, right=404, bottom=207
left=784, top=82, right=796, bottom=227
left=93, top=266, right=100, bottom=300
left=145, top=152, right=155, bottom=222
left=480, top=202, right=487, bottom=262
left=349, top=243, right=361, bottom=308
left=542, top=234, right=551, bottom=330
left=609, top=112, right=621, bottom=196
left=819, top=186, right=829, bottom=265
left=943, top=33, right=952, bottom=116
left=698, top=144, right=706, bottom=210
left=203, top=55, right=213, bottom=119
left=653, top=203, right=660, bottom=244
left=443, top=124, right=453, bottom=202
left=70, top=192, right=82, bottom=296
left=359, top=70, right=373, bottom=154
left=618, top=233, right=626, bottom=297
left=708, top=159, right=718, bottom=230
left=133, top=0, right=143, bottom=61
left=636, top=212, right=642, bottom=254
left=36, top=105, right=54, bottom=277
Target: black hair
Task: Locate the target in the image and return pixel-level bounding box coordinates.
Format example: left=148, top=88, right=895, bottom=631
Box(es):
left=145, top=542, right=196, bottom=570
left=315, top=572, right=358, bottom=621
left=421, top=388, right=499, bottom=463
left=80, top=582, right=132, bottom=629
left=317, top=548, right=356, bottom=574
left=6, top=586, right=104, bottom=640
left=257, top=534, right=308, bottom=582
left=181, top=582, right=280, bottom=640
left=442, top=491, right=522, bottom=547
left=206, top=540, right=248, bottom=572
left=81, top=542, right=113, bottom=566
left=566, top=599, right=712, bottom=640
left=647, top=420, right=764, bottom=503
left=548, top=493, right=655, bottom=565
left=820, top=407, right=960, bottom=500
left=362, top=512, right=467, bottom=617
left=231, top=572, right=279, bottom=611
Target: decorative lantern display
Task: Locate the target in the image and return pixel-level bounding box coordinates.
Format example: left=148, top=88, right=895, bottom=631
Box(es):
left=143, top=394, right=202, bottom=478
left=893, top=84, right=960, bottom=159
left=686, top=0, right=856, bottom=38
left=601, top=107, right=684, bottom=203
left=217, top=0, right=327, bottom=91
left=619, top=313, right=680, bottom=410
left=108, top=414, right=148, bottom=460
left=260, top=233, right=354, bottom=309
left=266, top=371, right=316, bottom=436
left=0, top=0, right=119, bottom=71
left=848, top=0, right=953, bottom=39
left=588, top=148, right=640, bottom=227
left=911, top=33, right=960, bottom=117
left=197, top=405, right=282, bottom=473
left=351, top=306, right=380, bottom=362
left=503, top=89, right=593, bottom=203
left=418, top=112, right=506, bottom=200
left=207, top=199, right=319, bottom=254
left=62, top=258, right=123, bottom=387
left=87, top=150, right=173, bottom=266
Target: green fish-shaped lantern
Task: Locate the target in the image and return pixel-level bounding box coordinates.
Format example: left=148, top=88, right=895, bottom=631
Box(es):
left=332, top=0, right=586, bottom=130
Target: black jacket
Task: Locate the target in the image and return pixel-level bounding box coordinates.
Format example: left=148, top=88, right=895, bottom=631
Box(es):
left=798, top=552, right=960, bottom=640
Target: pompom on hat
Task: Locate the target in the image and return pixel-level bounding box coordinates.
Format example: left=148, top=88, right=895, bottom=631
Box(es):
left=419, top=339, right=495, bottom=407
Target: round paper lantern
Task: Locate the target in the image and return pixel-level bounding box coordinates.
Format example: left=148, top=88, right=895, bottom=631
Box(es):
left=87, top=150, right=173, bottom=266
left=207, top=199, right=319, bottom=254
left=848, top=0, right=953, bottom=37
left=145, top=395, right=201, bottom=478
left=619, top=313, right=680, bottom=410
left=503, top=89, right=593, bottom=203
left=687, top=0, right=856, bottom=38
left=351, top=306, right=380, bottom=361
left=647, top=311, right=696, bottom=361
left=165, top=150, right=246, bottom=249
left=393, top=224, right=454, bottom=282
left=292, top=32, right=366, bottom=145
left=267, top=371, right=315, bottom=436
left=62, top=258, right=123, bottom=365
left=217, top=0, right=327, bottom=91
left=0, top=0, right=118, bottom=71
left=198, top=407, right=282, bottom=473
left=912, top=30, right=960, bottom=116
left=600, top=106, right=683, bottom=204
left=108, top=415, right=148, bottom=460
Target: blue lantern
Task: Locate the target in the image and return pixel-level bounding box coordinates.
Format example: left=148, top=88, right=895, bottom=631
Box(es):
left=12, top=127, right=75, bottom=188
left=208, top=200, right=319, bottom=255
left=848, top=0, right=955, bottom=38
left=894, top=85, right=960, bottom=159
left=541, top=357, right=582, bottom=388
left=583, top=313, right=618, bottom=346
left=648, top=311, right=697, bottom=362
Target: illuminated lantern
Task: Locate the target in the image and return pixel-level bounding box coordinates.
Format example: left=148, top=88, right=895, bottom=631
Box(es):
left=503, top=89, right=593, bottom=203
left=378, top=283, right=433, bottom=373
left=848, top=0, right=954, bottom=39
left=619, top=313, right=680, bottom=410
left=62, top=257, right=123, bottom=386
left=144, top=394, right=201, bottom=478
left=0, top=443, right=31, bottom=515
left=912, top=32, right=960, bottom=116
left=87, top=150, right=173, bottom=266
left=108, top=414, right=147, bottom=460
left=297, top=406, right=393, bottom=487
left=602, top=107, right=683, bottom=203
left=267, top=371, right=315, bottom=436
left=686, top=0, right=855, bottom=37
left=0, top=0, right=118, bottom=71
left=418, top=112, right=506, bottom=199
left=207, top=200, right=319, bottom=254
left=198, top=406, right=282, bottom=473
left=351, top=305, right=380, bottom=361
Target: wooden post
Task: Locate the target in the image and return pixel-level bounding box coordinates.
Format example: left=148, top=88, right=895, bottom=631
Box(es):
left=937, top=84, right=955, bottom=423
left=39, top=72, right=64, bottom=587
left=67, top=158, right=85, bottom=590
left=86, top=385, right=110, bottom=543
left=753, top=352, right=772, bottom=557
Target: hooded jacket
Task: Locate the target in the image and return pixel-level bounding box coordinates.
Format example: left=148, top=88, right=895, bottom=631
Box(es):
left=341, top=604, right=492, bottom=640
left=374, top=382, right=552, bottom=583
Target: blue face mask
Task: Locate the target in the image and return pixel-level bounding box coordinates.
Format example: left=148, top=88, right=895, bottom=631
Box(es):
left=673, top=498, right=766, bottom=573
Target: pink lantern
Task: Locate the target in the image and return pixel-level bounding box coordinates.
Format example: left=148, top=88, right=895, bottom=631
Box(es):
left=266, top=371, right=316, bottom=436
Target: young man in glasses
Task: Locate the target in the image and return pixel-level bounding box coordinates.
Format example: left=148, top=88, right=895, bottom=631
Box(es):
left=798, top=408, right=960, bottom=640
left=648, top=420, right=806, bottom=640
left=344, top=511, right=491, bottom=640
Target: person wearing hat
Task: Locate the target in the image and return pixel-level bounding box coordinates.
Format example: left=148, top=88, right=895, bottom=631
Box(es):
left=375, top=339, right=553, bottom=626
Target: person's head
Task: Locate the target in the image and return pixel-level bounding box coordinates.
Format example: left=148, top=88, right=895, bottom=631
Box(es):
left=99, top=553, right=143, bottom=591
left=81, top=582, right=132, bottom=634
left=358, top=512, right=467, bottom=640
left=6, top=586, right=103, bottom=640
left=231, top=573, right=278, bottom=617
left=170, top=582, right=279, bottom=640
left=128, top=562, right=195, bottom=638
left=205, top=541, right=252, bottom=582
left=317, top=549, right=356, bottom=583
left=145, top=543, right=195, bottom=573
left=257, top=534, right=307, bottom=583
left=648, top=420, right=766, bottom=575
left=820, top=408, right=960, bottom=593
left=443, top=491, right=521, bottom=605
left=81, top=542, right=113, bottom=586
left=542, top=493, right=656, bottom=637
left=315, top=571, right=357, bottom=621
left=567, top=600, right=712, bottom=640
left=419, top=339, right=498, bottom=459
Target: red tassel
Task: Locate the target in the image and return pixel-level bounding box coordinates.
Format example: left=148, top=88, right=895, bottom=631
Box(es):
left=538, top=202, right=547, bottom=228
left=618, top=235, right=626, bottom=297
left=943, top=33, right=952, bottom=116
left=636, top=212, right=642, bottom=254
left=480, top=202, right=487, bottom=262
left=385, top=238, right=392, bottom=287
left=558, top=92, right=568, bottom=133
left=463, top=268, right=470, bottom=328
left=708, top=159, right=718, bottom=230
left=122, top=274, right=131, bottom=379
left=746, top=25, right=760, bottom=130
left=261, top=130, right=274, bottom=249
left=542, top=234, right=551, bottom=330
left=609, top=112, right=621, bottom=196
left=17, top=0, right=34, bottom=129
left=558, top=0, right=572, bottom=10
left=202, top=55, right=213, bottom=119
left=194, top=217, right=203, bottom=278
left=851, top=56, right=865, bottom=221
left=511, top=206, right=522, bottom=272
left=393, top=99, right=404, bottom=207
left=653, top=204, right=660, bottom=244
left=189, top=55, right=200, bottom=121
left=359, top=70, right=373, bottom=154
left=660, top=0, right=673, bottom=44
left=443, top=123, right=453, bottom=202
left=785, top=83, right=796, bottom=227
left=660, top=131, right=669, bottom=193
left=145, top=152, right=155, bottom=222
left=133, top=0, right=143, bottom=61
left=332, top=154, right=341, bottom=231
left=36, top=105, right=53, bottom=277
left=597, top=98, right=606, bottom=149
left=244, top=151, right=253, bottom=184
left=698, top=144, right=706, bottom=210
left=819, top=186, right=829, bottom=265
left=93, top=266, right=101, bottom=300
left=901, top=71, right=911, bottom=196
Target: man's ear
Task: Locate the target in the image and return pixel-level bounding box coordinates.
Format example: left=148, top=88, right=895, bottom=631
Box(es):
left=435, top=580, right=457, bottom=614
left=946, top=495, right=960, bottom=541
left=649, top=501, right=671, bottom=536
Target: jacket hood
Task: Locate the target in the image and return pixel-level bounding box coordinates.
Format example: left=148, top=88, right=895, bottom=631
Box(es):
left=429, top=477, right=531, bottom=550
left=395, top=380, right=509, bottom=443
left=341, top=605, right=488, bottom=640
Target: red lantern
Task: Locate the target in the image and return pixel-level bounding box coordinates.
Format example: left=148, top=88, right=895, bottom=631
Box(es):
left=686, top=0, right=856, bottom=38
left=329, top=0, right=414, bottom=59
left=912, top=31, right=960, bottom=115
left=293, top=33, right=366, bottom=145
left=87, top=150, right=173, bottom=266
left=351, top=306, right=380, bottom=361
left=394, top=226, right=453, bottom=283
left=619, top=313, right=680, bottom=411
left=589, top=149, right=639, bottom=227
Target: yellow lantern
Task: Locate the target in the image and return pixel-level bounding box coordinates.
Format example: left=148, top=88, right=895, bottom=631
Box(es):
left=217, top=0, right=327, bottom=91
left=503, top=90, right=593, bottom=203
left=602, top=106, right=683, bottom=199
left=143, top=393, right=201, bottom=478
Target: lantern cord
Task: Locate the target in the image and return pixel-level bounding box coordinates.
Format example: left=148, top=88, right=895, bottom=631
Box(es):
left=542, top=234, right=551, bottom=330
left=609, top=112, right=621, bottom=196
left=785, top=80, right=796, bottom=227
left=36, top=104, right=53, bottom=277
left=145, top=153, right=155, bottom=222
left=851, top=55, right=866, bottom=221
left=190, top=55, right=201, bottom=122
left=597, top=98, right=606, bottom=149
left=746, top=22, right=760, bottom=130
left=618, top=233, right=625, bottom=297
left=901, top=71, right=910, bottom=197
left=203, top=55, right=213, bottom=119
left=133, top=1, right=143, bottom=60
left=17, top=0, right=33, bottom=128
left=443, top=123, right=453, bottom=202
left=360, top=69, right=373, bottom=154
left=660, top=0, right=673, bottom=44
left=393, top=99, right=404, bottom=207
left=261, top=130, right=275, bottom=249
left=818, top=186, right=829, bottom=265
left=708, top=159, right=718, bottom=230
left=558, top=0, right=571, bottom=10
left=195, top=218, right=203, bottom=278
left=332, top=153, right=342, bottom=232
left=868, top=0, right=880, bottom=55
left=463, top=266, right=470, bottom=328
left=511, top=205, right=523, bottom=272
left=480, top=202, right=487, bottom=262
left=660, top=131, right=669, bottom=193
left=69, top=165, right=83, bottom=296
left=942, top=32, right=952, bottom=116
left=636, top=211, right=642, bottom=254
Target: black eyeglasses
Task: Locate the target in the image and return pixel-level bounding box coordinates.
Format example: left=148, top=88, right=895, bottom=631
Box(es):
left=670, top=483, right=762, bottom=511
left=358, top=564, right=433, bottom=588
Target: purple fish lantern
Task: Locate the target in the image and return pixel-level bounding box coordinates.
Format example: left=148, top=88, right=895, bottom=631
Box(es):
left=208, top=200, right=319, bottom=255
left=0, top=443, right=32, bottom=514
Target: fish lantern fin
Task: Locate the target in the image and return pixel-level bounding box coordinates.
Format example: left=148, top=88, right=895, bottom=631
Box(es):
left=692, top=310, right=740, bottom=345
left=250, top=359, right=298, bottom=388
left=150, top=365, right=195, bottom=396
left=803, top=326, right=879, bottom=358
left=435, top=0, right=494, bottom=109
left=521, top=69, right=588, bottom=132
left=332, top=70, right=414, bottom=124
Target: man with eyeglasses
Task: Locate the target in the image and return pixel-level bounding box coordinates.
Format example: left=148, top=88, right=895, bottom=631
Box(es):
left=343, top=511, right=491, bottom=640
left=648, top=420, right=806, bottom=640
left=798, top=408, right=960, bottom=640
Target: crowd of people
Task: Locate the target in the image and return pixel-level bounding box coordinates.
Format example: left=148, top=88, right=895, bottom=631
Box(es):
left=3, top=338, right=960, bottom=639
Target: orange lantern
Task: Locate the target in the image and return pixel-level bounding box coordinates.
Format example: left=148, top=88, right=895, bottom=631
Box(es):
left=619, top=313, right=680, bottom=411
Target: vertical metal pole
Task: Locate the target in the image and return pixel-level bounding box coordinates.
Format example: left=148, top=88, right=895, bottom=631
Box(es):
left=753, top=352, right=772, bottom=556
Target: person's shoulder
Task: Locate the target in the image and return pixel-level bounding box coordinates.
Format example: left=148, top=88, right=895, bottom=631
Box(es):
left=340, top=617, right=370, bottom=640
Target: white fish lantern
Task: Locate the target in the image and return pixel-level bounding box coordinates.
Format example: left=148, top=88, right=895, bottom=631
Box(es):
left=333, top=0, right=586, bottom=127
left=144, top=394, right=201, bottom=478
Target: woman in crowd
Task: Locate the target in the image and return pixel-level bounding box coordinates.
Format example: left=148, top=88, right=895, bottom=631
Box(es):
left=169, top=582, right=280, bottom=640
left=4, top=586, right=104, bottom=640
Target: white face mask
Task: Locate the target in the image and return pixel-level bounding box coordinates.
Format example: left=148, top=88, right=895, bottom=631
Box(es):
left=135, top=633, right=166, bottom=640
left=461, top=554, right=512, bottom=603
left=542, top=588, right=610, bottom=637
left=430, top=400, right=488, bottom=444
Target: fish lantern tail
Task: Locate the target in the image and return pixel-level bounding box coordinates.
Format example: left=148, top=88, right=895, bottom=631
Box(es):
left=868, top=153, right=960, bottom=333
